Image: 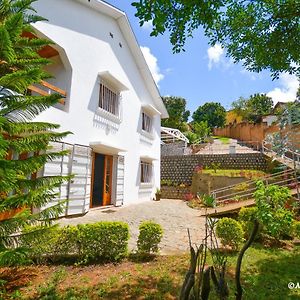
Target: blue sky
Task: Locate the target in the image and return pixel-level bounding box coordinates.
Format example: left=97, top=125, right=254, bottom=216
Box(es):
left=109, top=1, right=298, bottom=114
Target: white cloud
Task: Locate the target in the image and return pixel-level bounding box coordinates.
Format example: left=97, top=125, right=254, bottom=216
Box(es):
left=267, top=73, right=299, bottom=105
left=141, top=20, right=153, bottom=31
left=207, top=44, right=224, bottom=70
left=140, top=46, right=164, bottom=86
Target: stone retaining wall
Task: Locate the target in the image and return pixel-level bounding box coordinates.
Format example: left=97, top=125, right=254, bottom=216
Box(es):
left=161, top=153, right=267, bottom=185
left=161, top=142, right=186, bottom=156
left=161, top=186, right=190, bottom=200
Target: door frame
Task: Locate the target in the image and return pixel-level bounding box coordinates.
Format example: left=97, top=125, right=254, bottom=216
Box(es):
left=90, top=152, right=114, bottom=208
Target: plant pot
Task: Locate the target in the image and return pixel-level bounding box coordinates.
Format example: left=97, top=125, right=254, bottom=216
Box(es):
left=155, top=193, right=161, bottom=201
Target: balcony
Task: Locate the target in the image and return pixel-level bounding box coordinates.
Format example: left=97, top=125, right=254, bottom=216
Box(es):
left=28, top=80, right=67, bottom=105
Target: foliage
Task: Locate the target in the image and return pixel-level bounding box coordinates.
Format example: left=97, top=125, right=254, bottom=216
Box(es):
left=78, top=222, right=129, bottom=263
left=278, top=101, right=300, bottom=126
left=213, top=136, right=230, bottom=144
left=161, top=179, right=174, bottom=186
left=0, top=0, right=71, bottom=266
left=254, top=181, right=294, bottom=239
left=233, top=182, right=249, bottom=192
left=191, top=121, right=211, bottom=142
left=3, top=246, right=300, bottom=299
left=291, top=221, right=300, bottom=239
left=161, top=96, right=190, bottom=132
left=216, top=218, right=245, bottom=251
left=200, top=194, right=215, bottom=208
left=210, top=162, right=221, bottom=173
left=201, top=169, right=266, bottom=178
left=133, top=0, right=300, bottom=78
left=179, top=220, right=229, bottom=300
left=183, top=131, right=199, bottom=144
left=238, top=207, right=260, bottom=239
left=232, top=94, right=273, bottom=123
left=137, top=221, right=163, bottom=254
left=192, top=102, right=226, bottom=129
left=267, top=101, right=300, bottom=162
left=20, top=222, right=129, bottom=264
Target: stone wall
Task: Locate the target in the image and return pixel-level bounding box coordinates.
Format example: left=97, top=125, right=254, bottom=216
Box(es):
left=191, top=173, right=247, bottom=195
left=161, top=142, right=186, bottom=156
left=161, top=186, right=190, bottom=200
left=161, top=153, right=267, bottom=185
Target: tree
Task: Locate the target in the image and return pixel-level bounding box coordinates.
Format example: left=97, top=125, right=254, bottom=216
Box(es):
left=192, top=102, right=226, bottom=128
left=161, top=96, right=190, bottom=132
left=132, top=1, right=300, bottom=78
left=192, top=121, right=211, bottom=141
left=232, top=93, right=273, bottom=123
left=0, top=0, right=70, bottom=265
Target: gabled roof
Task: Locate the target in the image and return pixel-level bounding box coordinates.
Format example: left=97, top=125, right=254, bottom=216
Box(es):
left=75, top=0, right=168, bottom=118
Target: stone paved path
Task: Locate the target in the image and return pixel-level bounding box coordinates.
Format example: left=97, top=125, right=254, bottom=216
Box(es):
left=58, top=199, right=206, bottom=254
left=196, top=139, right=259, bottom=154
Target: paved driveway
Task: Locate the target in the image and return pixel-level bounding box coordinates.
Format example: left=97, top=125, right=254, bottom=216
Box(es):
left=58, top=199, right=206, bottom=254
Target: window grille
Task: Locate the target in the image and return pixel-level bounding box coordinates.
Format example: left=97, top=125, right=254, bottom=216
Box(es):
left=99, top=82, right=119, bottom=116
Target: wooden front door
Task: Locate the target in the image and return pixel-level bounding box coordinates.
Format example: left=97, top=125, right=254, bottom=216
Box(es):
left=103, top=155, right=113, bottom=206
left=91, top=153, right=113, bottom=207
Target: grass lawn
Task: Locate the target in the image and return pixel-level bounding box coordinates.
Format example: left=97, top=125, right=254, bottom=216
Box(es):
left=1, top=245, right=300, bottom=299
left=212, top=136, right=231, bottom=144
left=202, top=169, right=266, bottom=178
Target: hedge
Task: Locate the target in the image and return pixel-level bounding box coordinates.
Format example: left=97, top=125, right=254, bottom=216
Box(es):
left=137, top=221, right=163, bottom=254
left=216, top=217, right=245, bottom=251
left=21, top=221, right=129, bottom=264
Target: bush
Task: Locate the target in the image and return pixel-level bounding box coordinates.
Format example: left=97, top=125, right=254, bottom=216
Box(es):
left=21, top=225, right=63, bottom=263
left=216, top=217, right=245, bottom=251
left=78, top=221, right=129, bottom=263
left=21, top=221, right=129, bottom=264
left=291, top=221, right=300, bottom=239
left=137, top=221, right=163, bottom=254
left=238, top=207, right=260, bottom=239
left=201, top=194, right=216, bottom=207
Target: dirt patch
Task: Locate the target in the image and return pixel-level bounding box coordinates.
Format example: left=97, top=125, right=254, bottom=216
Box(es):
left=0, top=255, right=189, bottom=299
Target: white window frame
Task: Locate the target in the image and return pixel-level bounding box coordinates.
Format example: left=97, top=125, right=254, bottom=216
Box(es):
left=99, top=80, right=120, bottom=118
left=140, top=161, right=153, bottom=184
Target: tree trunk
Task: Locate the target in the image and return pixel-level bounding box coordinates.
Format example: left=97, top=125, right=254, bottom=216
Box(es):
left=235, top=220, right=259, bottom=300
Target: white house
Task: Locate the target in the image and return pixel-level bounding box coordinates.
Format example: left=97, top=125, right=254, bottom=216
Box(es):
left=30, top=0, right=168, bottom=216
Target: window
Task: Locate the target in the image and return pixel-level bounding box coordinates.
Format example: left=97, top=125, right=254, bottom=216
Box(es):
left=99, top=81, right=120, bottom=116
left=140, top=161, right=153, bottom=184
left=142, top=112, right=152, bottom=133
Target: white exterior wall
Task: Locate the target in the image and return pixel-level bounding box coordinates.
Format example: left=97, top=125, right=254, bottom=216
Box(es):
left=32, top=0, right=163, bottom=209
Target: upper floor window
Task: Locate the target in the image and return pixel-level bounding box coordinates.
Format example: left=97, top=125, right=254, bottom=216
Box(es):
left=99, top=81, right=120, bottom=116
left=142, top=111, right=152, bottom=133
left=140, top=161, right=153, bottom=184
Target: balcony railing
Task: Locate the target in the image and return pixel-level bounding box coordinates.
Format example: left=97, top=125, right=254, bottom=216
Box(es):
left=28, top=80, right=66, bottom=105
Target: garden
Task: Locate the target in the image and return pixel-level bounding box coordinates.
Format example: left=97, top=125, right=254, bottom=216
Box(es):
left=2, top=181, right=300, bottom=299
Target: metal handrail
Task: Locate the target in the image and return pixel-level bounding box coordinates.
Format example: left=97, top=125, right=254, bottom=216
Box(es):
left=211, top=169, right=298, bottom=204
left=215, top=177, right=297, bottom=202
left=211, top=169, right=294, bottom=194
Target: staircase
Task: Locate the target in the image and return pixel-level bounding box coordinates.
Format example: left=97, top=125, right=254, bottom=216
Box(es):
left=211, top=169, right=299, bottom=206
left=262, top=142, right=300, bottom=170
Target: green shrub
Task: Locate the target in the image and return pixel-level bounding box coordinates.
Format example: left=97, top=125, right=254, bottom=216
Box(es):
left=21, top=225, right=61, bottom=263
left=201, top=194, right=216, bottom=207
left=53, top=226, right=80, bottom=258
left=21, top=221, right=129, bottom=264
left=77, top=221, right=129, bottom=263
left=254, top=181, right=294, bottom=239
left=137, top=221, right=163, bottom=254
left=216, top=217, right=245, bottom=251
left=238, top=207, right=260, bottom=239
left=291, top=221, right=300, bottom=239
